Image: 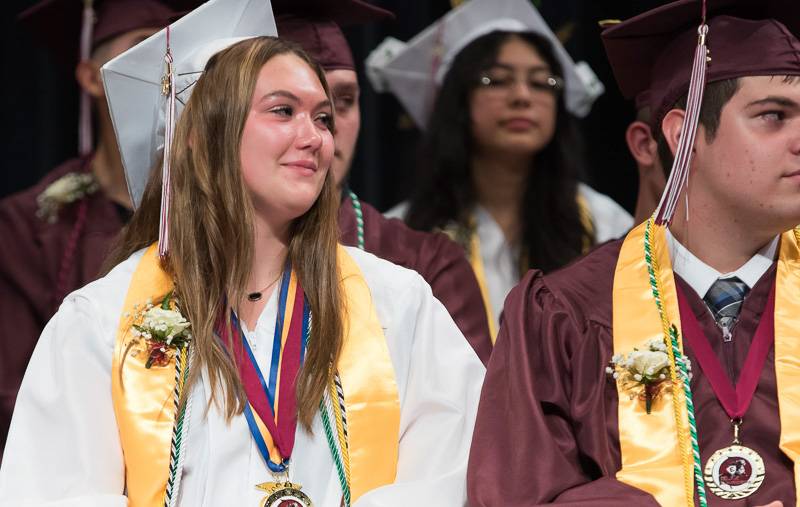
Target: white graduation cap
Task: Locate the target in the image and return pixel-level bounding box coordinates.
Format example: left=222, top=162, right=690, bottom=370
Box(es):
left=366, top=0, right=604, bottom=129
left=102, top=0, right=276, bottom=256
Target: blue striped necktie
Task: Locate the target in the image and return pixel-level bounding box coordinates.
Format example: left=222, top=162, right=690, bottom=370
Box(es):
left=702, top=277, right=750, bottom=341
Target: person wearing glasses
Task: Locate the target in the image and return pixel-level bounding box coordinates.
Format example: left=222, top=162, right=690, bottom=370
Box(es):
left=376, top=0, right=632, bottom=339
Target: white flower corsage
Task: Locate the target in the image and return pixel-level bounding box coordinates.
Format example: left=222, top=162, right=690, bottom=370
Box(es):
left=607, top=338, right=692, bottom=414
left=36, top=172, right=99, bottom=223
left=128, top=291, right=192, bottom=368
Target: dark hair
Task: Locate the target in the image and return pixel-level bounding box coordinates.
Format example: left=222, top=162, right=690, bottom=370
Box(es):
left=656, top=78, right=740, bottom=170
left=404, top=31, right=591, bottom=274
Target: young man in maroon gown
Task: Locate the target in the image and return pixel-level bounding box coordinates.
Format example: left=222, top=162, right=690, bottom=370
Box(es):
left=469, top=1, right=800, bottom=505
left=0, top=0, right=185, bottom=458
left=275, top=0, right=493, bottom=363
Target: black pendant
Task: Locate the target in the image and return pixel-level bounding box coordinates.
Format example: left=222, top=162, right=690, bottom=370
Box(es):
left=248, top=292, right=262, bottom=302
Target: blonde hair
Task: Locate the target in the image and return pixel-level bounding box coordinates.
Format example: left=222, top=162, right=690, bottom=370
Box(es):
left=105, top=36, right=343, bottom=430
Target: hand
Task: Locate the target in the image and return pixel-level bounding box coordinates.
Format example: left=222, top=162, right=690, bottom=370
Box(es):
left=755, top=502, right=783, bottom=507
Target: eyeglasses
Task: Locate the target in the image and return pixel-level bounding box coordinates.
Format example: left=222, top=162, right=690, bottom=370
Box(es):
left=476, top=70, right=564, bottom=96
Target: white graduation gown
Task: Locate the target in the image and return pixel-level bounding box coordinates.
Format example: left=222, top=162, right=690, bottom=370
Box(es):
left=386, top=183, right=634, bottom=326
left=0, top=246, right=485, bottom=507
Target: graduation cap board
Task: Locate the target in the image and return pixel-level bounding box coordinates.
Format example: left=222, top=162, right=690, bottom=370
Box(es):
left=366, top=0, right=604, bottom=129
left=102, top=0, right=277, bottom=255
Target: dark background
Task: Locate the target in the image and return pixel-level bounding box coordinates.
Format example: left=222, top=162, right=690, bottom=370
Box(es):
left=1, top=0, right=668, bottom=212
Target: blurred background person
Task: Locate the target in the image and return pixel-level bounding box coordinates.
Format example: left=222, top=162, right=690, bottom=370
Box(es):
left=375, top=0, right=632, bottom=338
left=625, top=90, right=666, bottom=224
left=0, top=0, right=190, bottom=458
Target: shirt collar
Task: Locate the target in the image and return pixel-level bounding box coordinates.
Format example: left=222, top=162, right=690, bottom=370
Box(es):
left=665, top=228, right=779, bottom=299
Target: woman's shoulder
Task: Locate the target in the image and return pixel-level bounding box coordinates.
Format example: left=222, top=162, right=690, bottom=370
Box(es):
left=578, top=182, right=634, bottom=242
left=70, top=249, right=146, bottom=302
left=58, top=249, right=147, bottom=333
left=342, top=245, right=428, bottom=297
left=34, top=249, right=147, bottom=359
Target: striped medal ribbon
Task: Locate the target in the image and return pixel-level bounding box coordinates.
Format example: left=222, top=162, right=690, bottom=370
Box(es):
left=217, top=260, right=313, bottom=506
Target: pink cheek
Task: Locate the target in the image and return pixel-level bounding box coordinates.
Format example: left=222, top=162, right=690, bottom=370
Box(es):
left=322, top=133, right=335, bottom=158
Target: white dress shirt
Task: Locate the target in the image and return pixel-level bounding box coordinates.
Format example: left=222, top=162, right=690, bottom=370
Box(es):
left=665, top=228, right=779, bottom=299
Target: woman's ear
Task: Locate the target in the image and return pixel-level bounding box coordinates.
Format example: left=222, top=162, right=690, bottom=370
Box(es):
left=660, top=109, right=685, bottom=159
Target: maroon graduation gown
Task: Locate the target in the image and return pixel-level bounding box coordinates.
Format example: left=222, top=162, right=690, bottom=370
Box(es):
left=0, top=157, right=124, bottom=459
left=468, top=240, right=795, bottom=506
left=339, top=195, right=492, bottom=365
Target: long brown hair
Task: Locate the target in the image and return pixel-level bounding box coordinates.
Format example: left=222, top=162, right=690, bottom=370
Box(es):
left=104, top=36, right=343, bottom=430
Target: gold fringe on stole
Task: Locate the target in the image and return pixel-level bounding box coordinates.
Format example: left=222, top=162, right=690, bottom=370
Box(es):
left=774, top=229, right=800, bottom=495
left=111, top=245, right=400, bottom=506
left=111, top=245, right=177, bottom=507
left=612, top=223, right=693, bottom=506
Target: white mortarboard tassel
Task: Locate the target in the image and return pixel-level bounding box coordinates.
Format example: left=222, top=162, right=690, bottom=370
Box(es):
left=159, top=26, right=176, bottom=257
left=79, top=0, right=95, bottom=157
left=654, top=20, right=710, bottom=226
left=101, top=0, right=277, bottom=257
left=366, top=0, right=604, bottom=130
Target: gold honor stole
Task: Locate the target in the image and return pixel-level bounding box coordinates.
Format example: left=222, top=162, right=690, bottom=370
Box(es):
left=612, top=222, right=800, bottom=505
left=111, top=244, right=400, bottom=506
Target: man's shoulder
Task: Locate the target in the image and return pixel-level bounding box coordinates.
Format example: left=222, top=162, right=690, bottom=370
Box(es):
left=359, top=200, right=467, bottom=271
left=535, top=239, right=623, bottom=329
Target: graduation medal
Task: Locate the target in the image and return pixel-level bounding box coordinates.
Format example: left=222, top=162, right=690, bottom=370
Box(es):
left=676, top=283, right=774, bottom=500
left=704, top=443, right=765, bottom=499
left=257, top=481, right=313, bottom=507
left=217, top=262, right=313, bottom=506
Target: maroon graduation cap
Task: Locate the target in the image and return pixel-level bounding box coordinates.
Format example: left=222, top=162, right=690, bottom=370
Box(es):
left=17, top=0, right=189, bottom=70
left=18, top=0, right=188, bottom=156
left=274, top=0, right=393, bottom=71
left=602, top=0, right=800, bottom=224
left=603, top=0, right=800, bottom=132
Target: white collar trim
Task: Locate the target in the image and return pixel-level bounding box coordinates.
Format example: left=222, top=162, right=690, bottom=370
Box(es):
left=665, top=229, right=778, bottom=299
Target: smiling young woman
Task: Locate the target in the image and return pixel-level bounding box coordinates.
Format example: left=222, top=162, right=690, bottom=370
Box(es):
left=0, top=2, right=485, bottom=506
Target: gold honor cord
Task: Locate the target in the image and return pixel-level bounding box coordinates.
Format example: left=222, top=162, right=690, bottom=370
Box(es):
left=613, top=223, right=694, bottom=506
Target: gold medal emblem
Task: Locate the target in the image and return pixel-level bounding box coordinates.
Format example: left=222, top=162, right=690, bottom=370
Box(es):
left=257, top=481, right=313, bottom=507
left=703, top=445, right=766, bottom=499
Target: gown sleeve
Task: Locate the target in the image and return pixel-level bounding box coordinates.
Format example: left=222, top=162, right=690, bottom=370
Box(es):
left=467, top=271, right=659, bottom=506
left=416, top=232, right=493, bottom=365
left=355, top=273, right=486, bottom=506
left=0, top=293, right=126, bottom=507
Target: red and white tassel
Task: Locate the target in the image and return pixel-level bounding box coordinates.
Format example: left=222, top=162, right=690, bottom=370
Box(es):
left=78, top=0, right=95, bottom=156
left=656, top=23, right=708, bottom=225
left=158, top=26, right=176, bottom=258
left=654, top=0, right=710, bottom=226
left=654, top=23, right=709, bottom=225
